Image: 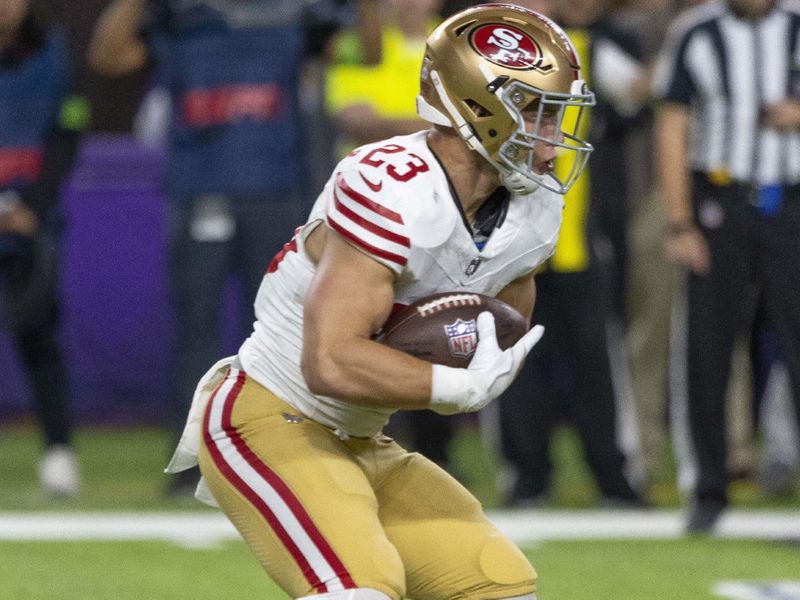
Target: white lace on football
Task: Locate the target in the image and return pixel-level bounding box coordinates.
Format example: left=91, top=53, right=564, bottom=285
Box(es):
left=416, top=293, right=481, bottom=317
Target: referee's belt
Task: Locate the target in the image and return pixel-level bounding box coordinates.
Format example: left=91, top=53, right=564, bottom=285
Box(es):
left=698, top=173, right=800, bottom=202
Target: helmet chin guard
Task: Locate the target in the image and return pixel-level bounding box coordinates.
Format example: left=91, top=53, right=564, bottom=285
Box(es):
left=501, top=169, right=540, bottom=195
left=416, top=3, right=596, bottom=195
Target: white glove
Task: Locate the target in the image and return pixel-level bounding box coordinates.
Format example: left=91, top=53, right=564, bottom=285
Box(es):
left=429, top=311, right=544, bottom=415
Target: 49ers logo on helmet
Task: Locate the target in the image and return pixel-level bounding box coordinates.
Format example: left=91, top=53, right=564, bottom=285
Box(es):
left=470, top=24, right=542, bottom=70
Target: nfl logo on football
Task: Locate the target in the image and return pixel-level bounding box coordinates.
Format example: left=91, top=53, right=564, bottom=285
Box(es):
left=444, top=318, right=478, bottom=358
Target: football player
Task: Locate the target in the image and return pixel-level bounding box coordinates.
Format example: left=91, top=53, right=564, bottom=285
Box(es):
left=167, top=4, right=594, bottom=599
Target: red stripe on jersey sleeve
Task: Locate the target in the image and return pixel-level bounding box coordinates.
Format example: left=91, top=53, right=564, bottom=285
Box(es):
left=328, top=216, right=408, bottom=268
left=333, top=188, right=410, bottom=248
left=335, top=173, right=404, bottom=224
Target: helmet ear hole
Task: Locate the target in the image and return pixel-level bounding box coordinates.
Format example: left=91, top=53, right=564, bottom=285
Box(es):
left=465, top=99, right=492, bottom=118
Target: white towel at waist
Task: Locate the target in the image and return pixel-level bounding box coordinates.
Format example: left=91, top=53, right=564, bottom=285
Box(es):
left=164, top=355, right=236, bottom=507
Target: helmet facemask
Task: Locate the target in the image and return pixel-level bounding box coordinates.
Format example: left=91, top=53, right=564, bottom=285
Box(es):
left=496, top=79, right=594, bottom=195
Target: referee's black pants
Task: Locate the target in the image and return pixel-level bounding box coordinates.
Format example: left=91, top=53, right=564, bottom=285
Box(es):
left=500, top=265, right=640, bottom=503
left=682, top=174, right=800, bottom=506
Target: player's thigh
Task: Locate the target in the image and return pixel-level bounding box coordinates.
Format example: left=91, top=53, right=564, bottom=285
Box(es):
left=378, top=452, right=536, bottom=600
left=198, top=372, right=405, bottom=599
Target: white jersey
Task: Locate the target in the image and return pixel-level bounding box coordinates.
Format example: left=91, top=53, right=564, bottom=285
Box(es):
left=238, top=131, right=563, bottom=437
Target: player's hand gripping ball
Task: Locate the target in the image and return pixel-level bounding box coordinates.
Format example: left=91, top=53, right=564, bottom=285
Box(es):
left=375, top=292, right=528, bottom=368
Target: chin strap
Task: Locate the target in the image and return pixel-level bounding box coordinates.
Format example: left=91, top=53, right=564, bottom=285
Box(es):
left=501, top=170, right=540, bottom=195
left=415, top=93, right=451, bottom=127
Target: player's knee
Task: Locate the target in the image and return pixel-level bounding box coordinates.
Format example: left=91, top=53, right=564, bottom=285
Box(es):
left=296, top=589, right=393, bottom=600
left=475, top=535, right=537, bottom=596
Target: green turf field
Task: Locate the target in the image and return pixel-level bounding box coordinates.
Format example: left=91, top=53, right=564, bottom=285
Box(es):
left=3, top=422, right=796, bottom=511
left=1, top=424, right=798, bottom=599
left=2, top=536, right=799, bottom=599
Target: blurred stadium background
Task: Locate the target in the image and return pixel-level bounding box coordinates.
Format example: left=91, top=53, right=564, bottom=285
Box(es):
left=1, top=1, right=799, bottom=599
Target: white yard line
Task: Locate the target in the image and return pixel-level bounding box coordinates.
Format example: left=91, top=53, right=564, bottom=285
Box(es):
left=490, top=509, right=800, bottom=542
left=0, top=512, right=238, bottom=548
left=714, top=581, right=800, bottom=600
left=0, top=509, right=799, bottom=548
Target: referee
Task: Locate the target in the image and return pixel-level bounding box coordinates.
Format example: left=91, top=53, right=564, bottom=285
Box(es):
left=653, top=0, right=800, bottom=532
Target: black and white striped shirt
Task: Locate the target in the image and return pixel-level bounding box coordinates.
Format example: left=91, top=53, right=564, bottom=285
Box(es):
left=652, top=0, right=800, bottom=185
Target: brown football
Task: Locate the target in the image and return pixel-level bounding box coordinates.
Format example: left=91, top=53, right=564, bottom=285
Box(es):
left=375, top=292, right=528, bottom=368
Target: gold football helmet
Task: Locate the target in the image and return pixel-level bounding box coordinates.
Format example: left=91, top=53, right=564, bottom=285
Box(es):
left=417, top=3, right=595, bottom=194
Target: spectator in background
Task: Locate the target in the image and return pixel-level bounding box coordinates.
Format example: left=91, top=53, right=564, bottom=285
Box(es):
left=0, top=0, right=88, bottom=497
left=562, top=0, right=653, bottom=328
left=621, top=0, right=767, bottom=493
left=327, top=0, right=437, bottom=150
left=325, top=0, right=454, bottom=471
left=608, top=0, right=677, bottom=491
left=498, top=0, right=650, bottom=508
left=653, top=0, right=800, bottom=532
left=87, top=0, right=380, bottom=497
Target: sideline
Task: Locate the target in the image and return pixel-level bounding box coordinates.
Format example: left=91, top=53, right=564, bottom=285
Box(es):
left=1, top=509, right=799, bottom=548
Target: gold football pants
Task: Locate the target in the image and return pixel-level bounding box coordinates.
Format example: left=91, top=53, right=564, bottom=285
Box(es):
left=198, top=366, right=536, bottom=600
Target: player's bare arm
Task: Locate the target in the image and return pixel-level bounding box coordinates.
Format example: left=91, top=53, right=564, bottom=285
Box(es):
left=87, top=0, right=149, bottom=76
left=335, top=104, right=427, bottom=145
left=354, top=0, right=383, bottom=65
left=763, top=99, right=800, bottom=131
left=655, top=102, right=710, bottom=274
left=302, top=227, right=435, bottom=409
left=495, top=271, right=537, bottom=327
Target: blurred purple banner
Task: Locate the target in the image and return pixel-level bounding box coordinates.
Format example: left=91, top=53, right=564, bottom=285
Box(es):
left=1, top=135, right=172, bottom=426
